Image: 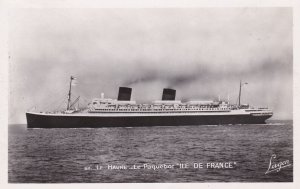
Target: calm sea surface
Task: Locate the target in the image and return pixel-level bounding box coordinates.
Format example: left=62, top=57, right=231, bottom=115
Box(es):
left=8, top=120, right=293, bottom=183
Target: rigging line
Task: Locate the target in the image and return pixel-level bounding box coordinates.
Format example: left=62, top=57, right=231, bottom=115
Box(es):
left=43, top=93, right=70, bottom=111
left=51, top=98, right=65, bottom=112
left=42, top=96, right=65, bottom=111
left=40, top=90, right=69, bottom=109
left=79, top=98, right=90, bottom=107
left=70, top=94, right=90, bottom=104
left=30, top=82, right=76, bottom=112
left=44, top=97, right=66, bottom=112
left=80, top=96, right=91, bottom=102
left=55, top=98, right=68, bottom=111
left=49, top=89, right=70, bottom=101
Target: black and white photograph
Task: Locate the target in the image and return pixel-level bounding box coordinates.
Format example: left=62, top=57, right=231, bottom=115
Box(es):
left=4, top=2, right=295, bottom=185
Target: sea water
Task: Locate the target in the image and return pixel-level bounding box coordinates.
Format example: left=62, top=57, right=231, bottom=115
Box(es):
left=8, top=120, right=293, bottom=182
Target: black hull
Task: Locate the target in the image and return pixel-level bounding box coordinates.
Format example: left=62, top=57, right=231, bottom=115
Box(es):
left=26, top=113, right=272, bottom=128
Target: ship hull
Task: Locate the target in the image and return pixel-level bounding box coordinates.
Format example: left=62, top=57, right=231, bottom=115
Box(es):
left=26, top=112, right=272, bottom=128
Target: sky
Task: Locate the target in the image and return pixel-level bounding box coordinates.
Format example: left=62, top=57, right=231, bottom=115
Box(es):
left=8, top=8, right=293, bottom=123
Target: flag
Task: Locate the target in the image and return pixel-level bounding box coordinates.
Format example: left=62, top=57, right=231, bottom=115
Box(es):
left=72, top=80, right=78, bottom=86
left=70, top=76, right=78, bottom=86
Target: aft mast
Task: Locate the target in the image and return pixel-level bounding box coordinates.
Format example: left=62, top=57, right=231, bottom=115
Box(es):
left=238, top=80, right=248, bottom=107
left=67, top=76, right=76, bottom=110
left=238, top=80, right=242, bottom=107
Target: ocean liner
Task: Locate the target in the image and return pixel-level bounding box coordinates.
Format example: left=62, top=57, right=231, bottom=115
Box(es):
left=26, top=76, right=273, bottom=128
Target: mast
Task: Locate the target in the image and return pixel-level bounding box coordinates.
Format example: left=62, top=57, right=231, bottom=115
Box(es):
left=238, top=80, right=248, bottom=107
left=238, top=80, right=242, bottom=107
left=67, top=76, right=75, bottom=110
